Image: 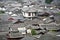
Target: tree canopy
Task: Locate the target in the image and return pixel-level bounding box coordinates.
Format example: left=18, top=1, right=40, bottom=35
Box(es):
left=45, top=0, right=53, bottom=4
left=0, top=10, right=5, bottom=14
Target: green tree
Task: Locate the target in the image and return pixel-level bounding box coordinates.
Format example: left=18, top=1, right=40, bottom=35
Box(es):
left=57, top=12, right=60, bottom=15
left=31, top=29, right=37, bottom=35
left=0, top=11, right=5, bottom=14
left=45, top=0, right=53, bottom=4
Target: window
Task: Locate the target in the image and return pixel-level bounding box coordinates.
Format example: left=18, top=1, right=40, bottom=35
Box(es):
left=28, top=12, right=31, bottom=16
left=35, top=12, right=37, bottom=15
left=29, top=18, right=31, bottom=19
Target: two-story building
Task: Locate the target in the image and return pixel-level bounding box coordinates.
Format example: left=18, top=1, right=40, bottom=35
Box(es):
left=22, top=5, right=37, bottom=20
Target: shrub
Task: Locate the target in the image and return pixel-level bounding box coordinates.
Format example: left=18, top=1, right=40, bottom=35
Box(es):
left=57, top=12, right=60, bottom=15
left=31, top=29, right=37, bottom=35
left=0, top=10, right=5, bottom=14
